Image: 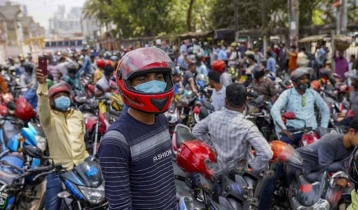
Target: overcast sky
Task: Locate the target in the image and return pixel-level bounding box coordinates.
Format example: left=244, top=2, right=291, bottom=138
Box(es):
left=11, top=0, right=85, bottom=29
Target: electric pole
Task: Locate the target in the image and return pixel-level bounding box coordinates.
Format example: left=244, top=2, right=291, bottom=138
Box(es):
left=288, top=0, right=299, bottom=46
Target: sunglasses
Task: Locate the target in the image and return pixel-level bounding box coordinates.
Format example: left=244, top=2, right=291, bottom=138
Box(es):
left=302, top=95, right=306, bottom=107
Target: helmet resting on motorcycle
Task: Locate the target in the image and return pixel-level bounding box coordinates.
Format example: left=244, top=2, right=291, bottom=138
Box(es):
left=212, top=60, right=226, bottom=74
left=115, top=47, right=174, bottom=113
left=15, top=96, right=35, bottom=121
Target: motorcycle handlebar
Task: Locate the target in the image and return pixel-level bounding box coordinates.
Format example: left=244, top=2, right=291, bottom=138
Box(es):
left=28, top=165, right=53, bottom=173
left=280, top=127, right=313, bottom=134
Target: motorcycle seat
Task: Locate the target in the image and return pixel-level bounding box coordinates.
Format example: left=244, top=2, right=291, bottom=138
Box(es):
left=0, top=169, right=20, bottom=185
left=199, top=107, right=209, bottom=119
left=175, top=126, right=196, bottom=149
left=202, top=101, right=215, bottom=111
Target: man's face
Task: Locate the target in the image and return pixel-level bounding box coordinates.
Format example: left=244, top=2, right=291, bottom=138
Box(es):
left=350, top=78, right=358, bottom=87
left=131, top=72, right=165, bottom=87
left=209, top=79, right=214, bottom=88
left=69, top=73, right=75, bottom=78
left=346, top=129, right=358, bottom=148
left=189, top=65, right=197, bottom=73
left=297, top=75, right=309, bottom=86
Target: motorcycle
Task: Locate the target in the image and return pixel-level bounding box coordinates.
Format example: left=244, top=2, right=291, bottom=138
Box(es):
left=289, top=170, right=352, bottom=210
left=24, top=146, right=108, bottom=210
left=164, top=101, right=181, bottom=137
left=0, top=118, right=47, bottom=210
left=83, top=99, right=110, bottom=154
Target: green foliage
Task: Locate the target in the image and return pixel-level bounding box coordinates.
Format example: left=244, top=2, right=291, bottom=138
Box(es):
left=84, top=0, right=358, bottom=38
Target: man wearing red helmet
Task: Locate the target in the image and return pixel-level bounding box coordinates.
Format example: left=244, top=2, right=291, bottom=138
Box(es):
left=36, top=69, right=89, bottom=210
left=93, top=59, right=105, bottom=83
left=98, top=47, right=177, bottom=210
left=212, top=60, right=232, bottom=87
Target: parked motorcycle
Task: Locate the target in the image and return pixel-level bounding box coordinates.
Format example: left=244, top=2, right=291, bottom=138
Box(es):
left=25, top=146, right=108, bottom=209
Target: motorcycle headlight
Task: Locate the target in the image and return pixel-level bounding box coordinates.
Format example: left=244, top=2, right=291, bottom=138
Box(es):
left=35, top=135, right=47, bottom=152
left=78, top=183, right=105, bottom=205
left=291, top=197, right=330, bottom=210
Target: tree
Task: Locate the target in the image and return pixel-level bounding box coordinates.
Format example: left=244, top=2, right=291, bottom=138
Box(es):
left=187, top=0, right=195, bottom=31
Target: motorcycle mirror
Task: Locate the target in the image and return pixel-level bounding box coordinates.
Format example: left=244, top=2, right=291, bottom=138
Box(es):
left=23, top=146, right=43, bottom=159
left=282, top=112, right=296, bottom=120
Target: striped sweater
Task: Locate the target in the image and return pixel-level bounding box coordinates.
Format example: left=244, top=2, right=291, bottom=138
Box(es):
left=98, top=112, right=177, bottom=210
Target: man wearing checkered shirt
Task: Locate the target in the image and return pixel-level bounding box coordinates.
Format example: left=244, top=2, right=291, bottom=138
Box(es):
left=192, top=83, right=273, bottom=172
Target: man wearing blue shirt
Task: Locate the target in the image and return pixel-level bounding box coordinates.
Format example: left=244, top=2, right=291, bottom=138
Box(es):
left=79, top=48, right=94, bottom=75
left=315, top=43, right=327, bottom=69
left=270, top=68, right=329, bottom=145
left=218, top=45, right=228, bottom=62
left=266, top=51, right=276, bottom=79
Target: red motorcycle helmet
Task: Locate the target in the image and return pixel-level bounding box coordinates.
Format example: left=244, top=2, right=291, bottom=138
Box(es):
left=176, top=140, right=217, bottom=180
left=212, top=60, right=226, bottom=74
left=49, top=82, right=72, bottom=98
left=15, top=97, right=35, bottom=121
left=96, top=59, right=105, bottom=69
left=0, top=105, right=8, bottom=116
left=1, top=93, right=14, bottom=105
left=105, top=60, right=112, bottom=67
left=116, top=47, right=174, bottom=113
left=48, top=82, right=72, bottom=108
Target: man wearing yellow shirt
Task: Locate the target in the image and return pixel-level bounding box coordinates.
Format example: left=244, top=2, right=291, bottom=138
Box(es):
left=36, top=68, right=89, bottom=210
left=93, top=59, right=105, bottom=83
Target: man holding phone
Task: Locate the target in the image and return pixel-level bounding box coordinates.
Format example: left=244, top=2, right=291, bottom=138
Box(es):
left=36, top=67, right=89, bottom=209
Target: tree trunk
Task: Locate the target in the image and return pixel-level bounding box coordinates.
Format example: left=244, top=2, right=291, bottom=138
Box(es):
left=187, top=0, right=195, bottom=32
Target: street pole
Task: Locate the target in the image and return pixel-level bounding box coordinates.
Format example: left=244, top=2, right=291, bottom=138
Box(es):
left=234, top=0, right=238, bottom=42
left=288, top=0, right=299, bottom=46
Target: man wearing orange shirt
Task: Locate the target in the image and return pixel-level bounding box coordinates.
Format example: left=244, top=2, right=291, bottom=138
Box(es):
left=0, top=74, right=8, bottom=94
left=286, top=45, right=298, bottom=73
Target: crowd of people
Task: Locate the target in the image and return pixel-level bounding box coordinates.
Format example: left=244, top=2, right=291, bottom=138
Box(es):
left=1, top=37, right=358, bottom=209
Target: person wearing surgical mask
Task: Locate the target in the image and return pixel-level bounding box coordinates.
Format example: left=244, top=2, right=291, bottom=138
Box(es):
left=270, top=68, right=329, bottom=146
left=98, top=48, right=177, bottom=210
left=35, top=69, right=89, bottom=210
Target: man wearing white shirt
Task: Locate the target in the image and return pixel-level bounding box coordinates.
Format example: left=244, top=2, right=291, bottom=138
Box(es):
left=208, top=71, right=226, bottom=111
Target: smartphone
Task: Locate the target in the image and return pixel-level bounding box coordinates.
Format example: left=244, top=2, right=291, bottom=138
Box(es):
left=38, top=56, right=48, bottom=75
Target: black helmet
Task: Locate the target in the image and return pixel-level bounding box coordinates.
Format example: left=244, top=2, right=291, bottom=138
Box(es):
left=349, top=146, right=358, bottom=188
left=65, top=62, right=79, bottom=74
left=253, top=65, right=266, bottom=79
left=319, top=68, right=330, bottom=78
left=24, top=62, right=34, bottom=73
